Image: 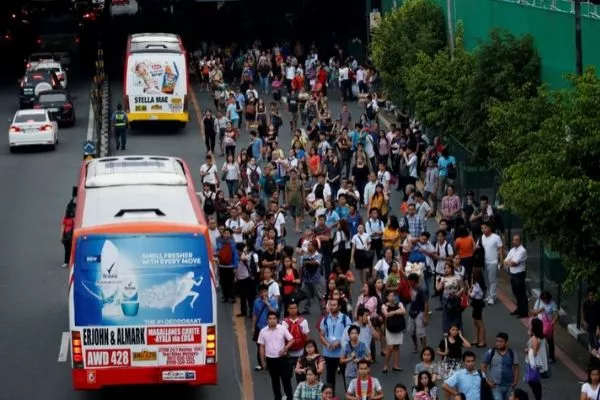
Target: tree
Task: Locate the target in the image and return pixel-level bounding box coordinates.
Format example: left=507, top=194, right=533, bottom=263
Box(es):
left=462, top=29, right=542, bottom=158
left=499, top=67, right=600, bottom=288
left=371, top=0, right=446, bottom=109
left=487, top=83, right=558, bottom=169
left=405, top=21, right=474, bottom=138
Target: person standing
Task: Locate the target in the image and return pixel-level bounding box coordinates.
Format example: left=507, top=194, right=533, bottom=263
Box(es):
left=442, top=351, right=485, bottom=400
left=479, top=221, right=504, bottom=305
left=345, top=359, right=384, bottom=400
left=281, top=301, right=310, bottom=383
left=319, top=298, right=351, bottom=395
left=258, top=311, right=295, bottom=400
left=503, top=234, right=528, bottom=318
left=111, top=103, right=129, bottom=150
left=203, top=110, right=217, bottom=153
left=215, top=228, right=238, bottom=303
left=61, top=203, right=75, bottom=268
left=481, top=332, right=520, bottom=400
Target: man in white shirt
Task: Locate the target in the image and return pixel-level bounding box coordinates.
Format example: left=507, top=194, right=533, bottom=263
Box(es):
left=480, top=221, right=505, bottom=305
left=269, top=200, right=287, bottom=238
left=363, top=130, right=377, bottom=171
left=356, top=65, right=366, bottom=93
left=225, top=207, right=247, bottom=244
left=199, top=154, right=219, bottom=191
left=363, top=173, right=378, bottom=208
left=338, top=63, right=351, bottom=101
left=503, top=233, right=528, bottom=318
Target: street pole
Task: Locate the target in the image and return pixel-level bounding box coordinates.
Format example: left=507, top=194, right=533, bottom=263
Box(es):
left=575, top=0, right=583, bottom=76
left=446, top=0, right=455, bottom=57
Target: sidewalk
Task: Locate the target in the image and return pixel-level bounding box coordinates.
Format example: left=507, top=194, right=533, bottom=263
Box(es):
left=379, top=109, right=589, bottom=382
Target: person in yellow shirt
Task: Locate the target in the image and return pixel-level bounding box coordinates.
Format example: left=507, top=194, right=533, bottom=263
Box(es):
left=368, top=183, right=389, bottom=223
left=382, top=215, right=402, bottom=254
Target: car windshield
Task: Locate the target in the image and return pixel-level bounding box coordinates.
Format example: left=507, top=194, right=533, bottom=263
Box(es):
left=30, top=54, right=53, bottom=62
left=37, top=67, right=60, bottom=73
left=38, top=17, right=78, bottom=34
left=39, top=93, right=66, bottom=102
left=15, top=113, right=46, bottom=123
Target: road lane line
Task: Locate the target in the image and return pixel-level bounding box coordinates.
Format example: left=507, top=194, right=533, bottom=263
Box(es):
left=57, top=331, right=70, bottom=362
left=189, top=85, right=204, bottom=138
left=86, top=103, right=94, bottom=141
left=233, top=301, right=254, bottom=400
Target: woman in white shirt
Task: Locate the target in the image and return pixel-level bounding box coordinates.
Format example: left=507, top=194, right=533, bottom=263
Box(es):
left=526, top=318, right=549, bottom=400
left=221, top=153, right=240, bottom=199
left=374, top=247, right=394, bottom=281
left=351, top=223, right=372, bottom=285
left=581, top=366, right=600, bottom=400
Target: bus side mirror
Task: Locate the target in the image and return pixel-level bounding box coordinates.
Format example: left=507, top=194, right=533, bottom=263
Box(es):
left=72, top=186, right=78, bottom=198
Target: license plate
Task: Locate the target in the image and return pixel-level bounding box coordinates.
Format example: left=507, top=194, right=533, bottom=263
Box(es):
left=25, top=129, right=36, bottom=134
left=49, top=108, right=59, bottom=112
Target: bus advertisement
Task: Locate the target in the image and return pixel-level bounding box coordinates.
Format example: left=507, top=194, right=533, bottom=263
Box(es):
left=70, top=232, right=217, bottom=388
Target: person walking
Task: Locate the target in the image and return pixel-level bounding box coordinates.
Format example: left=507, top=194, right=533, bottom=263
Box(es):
left=481, top=332, right=520, bottom=400
left=111, top=103, right=129, bottom=150
left=203, top=109, right=217, bottom=153
left=319, top=298, right=351, bottom=395
left=443, top=351, right=486, bottom=400
left=258, top=311, right=295, bottom=400
left=503, top=233, right=528, bottom=318
left=60, top=203, right=75, bottom=268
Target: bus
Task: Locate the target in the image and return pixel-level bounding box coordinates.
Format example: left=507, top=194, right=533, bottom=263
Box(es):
left=68, top=155, right=217, bottom=389
left=123, top=33, right=189, bottom=126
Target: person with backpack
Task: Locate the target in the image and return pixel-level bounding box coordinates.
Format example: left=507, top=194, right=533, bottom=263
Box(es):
left=215, top=228, right=238, bottom=303
left=319, top=298, right=351, bottom=395
left=236, top=243, right=258, bottom=317
left=481, top=332, right=520, bottom=400
left=252, top=284, right=279, bottom=371
left=61, top=202, right=75, bottom=268
left=341, top=325, right=372, bottom=389
left=259, top=164, right=278, bottom=204
left=299, top=240, right=324, bottom=315
left=281, top=301, right=310, bottom=383
left=198, top=182, right=216, bottom=216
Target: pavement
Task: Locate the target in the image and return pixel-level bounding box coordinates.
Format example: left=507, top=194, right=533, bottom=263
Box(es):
left=0, top=73, right=584, bottom=400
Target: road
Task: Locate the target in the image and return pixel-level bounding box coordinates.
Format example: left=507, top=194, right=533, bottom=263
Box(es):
left=0, top=75, right=583, bottom=400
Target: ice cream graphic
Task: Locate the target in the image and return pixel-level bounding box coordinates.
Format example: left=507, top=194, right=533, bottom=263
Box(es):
left=171, top=272, right=203, bottom=312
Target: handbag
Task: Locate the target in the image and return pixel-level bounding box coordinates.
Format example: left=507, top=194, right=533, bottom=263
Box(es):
left=459, top=291, right=470, bottom=310
left=477, top=370, right=493, bottom=400
left=357, top=236, right=375, bottom=262
left=525, top=364, right=541, bottom=383
left=533, top=299, right=554, bottom=337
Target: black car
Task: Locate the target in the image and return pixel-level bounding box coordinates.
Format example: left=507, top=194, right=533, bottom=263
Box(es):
left=19, top=70, right=61, bottom=109
left=33, top=89, right=76, bottom=127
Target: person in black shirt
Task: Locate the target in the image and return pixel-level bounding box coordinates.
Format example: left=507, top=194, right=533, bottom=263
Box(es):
left=288, top=90, right=299, bottom=132
left=583, top=288, right=600, bottom=351
left=203, top=110, right=217, bottom=154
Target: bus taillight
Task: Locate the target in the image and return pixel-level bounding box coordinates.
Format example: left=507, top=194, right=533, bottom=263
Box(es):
left=72, top=331, right=84, bottom=368
left=206, top=325, right=216, bottom=363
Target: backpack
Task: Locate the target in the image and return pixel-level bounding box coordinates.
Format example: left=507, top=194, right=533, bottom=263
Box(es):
left=397, top=274, right=412, bottom=304
left=284, top=317, right=307, bottom=351
left=446, top=161, right=457, bottom=180
left=218, top=242, right=234, bottom=265
left=366, top=104, right=376, bottom=120
left=203, top=193, right=215, bottom=215
left=473, top=238, right=485, bottom=268
left=385, top=305, right=406, bottom=333
left=62, top=218, right=74, bottom=243
left=263, top=175, right=277, bottom=195
left=249, top=167, right=260, bottom=190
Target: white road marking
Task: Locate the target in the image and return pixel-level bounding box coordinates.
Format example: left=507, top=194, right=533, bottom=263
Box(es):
left=57, top=331, right=70, bottom=362
left=86, top=103, right=94, bottom=142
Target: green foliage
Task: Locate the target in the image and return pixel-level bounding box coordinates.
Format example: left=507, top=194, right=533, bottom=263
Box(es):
left=371, top=0, right=446, bottom=109
left=462, top=29, right=542, bottom=158
left=405, top=21, right=474, bottom=138
left=499, top=67, right=600, bottom=288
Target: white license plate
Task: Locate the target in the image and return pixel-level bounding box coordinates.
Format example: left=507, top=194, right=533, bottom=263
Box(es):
left=161, top=370, right=196, bottom=381
left=25, top=129, right=37, bottom=134
left=49, top=108, right=59, bottom=112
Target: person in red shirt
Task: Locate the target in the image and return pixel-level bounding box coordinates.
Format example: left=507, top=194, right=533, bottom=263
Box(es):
left=61, top=204, right=75, bottom=268
left=317, top=65, right=328, bottom=97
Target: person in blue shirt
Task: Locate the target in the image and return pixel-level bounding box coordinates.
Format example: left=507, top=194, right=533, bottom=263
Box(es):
left=443, top=351, right=485, bottom=400
left=319, top=298, right=351, bottom=396
left=252, top=284, right=279, bottom=371
left=340, top=325, right=371, bottom=386
left=225, top=97, right=239, bottom=128
left=215, top=228, right=239, bottom=303
left=111, top=103, right=129, bottom=150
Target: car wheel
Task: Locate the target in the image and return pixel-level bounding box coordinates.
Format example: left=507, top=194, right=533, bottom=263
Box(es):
left=9, top=146, right=15, bottom=153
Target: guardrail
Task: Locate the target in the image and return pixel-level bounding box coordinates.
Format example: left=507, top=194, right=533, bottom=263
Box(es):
left=497, top=0, right=600, bottom=18
left=86, top=44, right=110, bottom=159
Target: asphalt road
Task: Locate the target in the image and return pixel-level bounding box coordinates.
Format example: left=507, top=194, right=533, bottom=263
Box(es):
left=0, top=75, right=583, bottom=400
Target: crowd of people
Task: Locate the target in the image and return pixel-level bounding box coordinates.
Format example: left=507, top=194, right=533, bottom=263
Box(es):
left=184, top=41, right=595, bottom=400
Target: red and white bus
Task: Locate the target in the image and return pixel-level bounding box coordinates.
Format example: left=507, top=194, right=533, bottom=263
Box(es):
left=68, top=155, right=217, bottom=389
left=123, top=33, right=189, bottom=126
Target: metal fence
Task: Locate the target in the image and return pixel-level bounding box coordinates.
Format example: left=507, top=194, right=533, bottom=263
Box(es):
left=442, top=134, right=585, bottom=329
left=88, top=44, right=110, bottom=159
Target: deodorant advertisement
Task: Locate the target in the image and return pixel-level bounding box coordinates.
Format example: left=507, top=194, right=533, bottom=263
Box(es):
left=73, top=233, right=213, bottom=327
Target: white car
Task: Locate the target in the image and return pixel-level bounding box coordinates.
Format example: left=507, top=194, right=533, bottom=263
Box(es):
left=111, top=0, right=139, bottom=16
left=26, top=52, right=55, bottom=71
left=8, top=109, right=58, bottom=152
left=35, top=61, right=68, bottom=88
